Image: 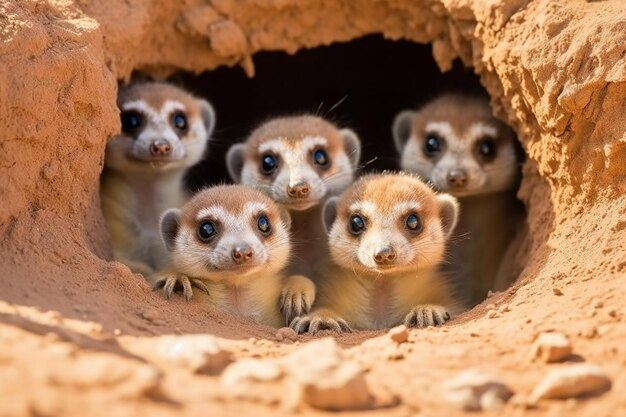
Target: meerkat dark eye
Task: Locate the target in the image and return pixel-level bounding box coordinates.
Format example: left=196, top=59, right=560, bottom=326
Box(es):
left=257, top=215, right=271, bottom=235
left=261, top=154, right=278, bottom=175
left=197, top=221, right=217, bottom=242
left=349, top=215, right=366, bottom=235
left=406, top=214, right=423, bottom=233
left=313, top=149, right=329, bottom=167
left=424, top=134, right=442, bottom=156
left=172, top=112, right=188, bottom=131
left=120, top=111, right=143, bottom=134
left=477, top=138, right=497, bottom=160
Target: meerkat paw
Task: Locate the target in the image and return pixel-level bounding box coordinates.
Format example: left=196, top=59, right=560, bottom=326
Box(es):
left=151, top=273, right=209, bottom=302
left=404, top=304, right=451, bottom=329
left=279, top=275, right=317, bottom=325
left=290, top=309, right=352, bottom=334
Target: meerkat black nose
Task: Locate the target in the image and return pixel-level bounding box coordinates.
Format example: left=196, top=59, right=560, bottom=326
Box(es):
left=447, top=169, right=468, bottom=188
left=374, top=247, right=396, bottom=265
left=150, top=139, right=171, bottom=156
left=287, top=182, right=310, bottom=198
left=232, top=244, right=254, bottom=264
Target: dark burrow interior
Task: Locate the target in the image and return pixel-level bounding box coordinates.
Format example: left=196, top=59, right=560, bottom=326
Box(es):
left=125, top=34, right=526, bottom=308
left=167, top=34, right=488, bottom=190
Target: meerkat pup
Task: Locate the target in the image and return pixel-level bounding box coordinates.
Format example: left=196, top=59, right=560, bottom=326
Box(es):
left=101, top=82, right=215, bottom=276
left=393, top=93, right=524, bottom=304
left=291, top=173, right=461, bottom=334
left=150, top=185, right=297, bottom=327
left=226, top=115, right=361, bottom=323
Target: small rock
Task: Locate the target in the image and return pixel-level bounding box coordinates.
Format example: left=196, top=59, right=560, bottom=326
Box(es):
left=221, top=359, right=283, bottom=386
left=153, top=335, right=233, bottom=375
left=608, top=309, right=617, bottom=318
left=282, top=338, right=372, bottom=410
left=141, top=309, right=160, bottom=322
left=444, top=370, right=513, bottom=411
left=553, top=288, right=563, bottom=296
left=531, top=332, right=572, bottom=363
left=388, top=325, right=409, bottom=344
left=597, top=324, right=612, bottom=336
left=487, top=309, right=498, bottom=319
left=113, top=328, right=122, bottom=336
left=530, top=364, right=611, bottom=402
left=275, top=327, right=297, bottom=342
left=498, top=304, right=511, bottom=314
left=220, top=359, right=294, bottom=408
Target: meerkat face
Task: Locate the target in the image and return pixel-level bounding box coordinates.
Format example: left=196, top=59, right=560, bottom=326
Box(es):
left=104, top=82, right=215, bottom=174
left=393, top=94, right=519, bottom=197
left=323, top=174, right=459, bottom=275
left=226, top=116, right=361, bottom=211
left=160, top=185, right=291, bottom=281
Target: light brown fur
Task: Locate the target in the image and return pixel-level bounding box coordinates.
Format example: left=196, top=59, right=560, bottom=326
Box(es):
left=101, top=82, right=214, bottom=276
left=226, top=115, right=361, bottom=323
left=393, top=94, right=524, bottom=305
left=292, top=173, right=461, bottom=333
left=150, top=185, right=299, bottom=328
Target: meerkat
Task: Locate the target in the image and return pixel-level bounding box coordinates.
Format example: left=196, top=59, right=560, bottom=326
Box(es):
left=150, top=185, right=299, bottom=328
left=291, top=173, right=461, bottom=334
left=226, top=115, right=361, bottom=323
left=393, top=93, right=524, bottom=304
left=101, top=82, right=215, bottom=276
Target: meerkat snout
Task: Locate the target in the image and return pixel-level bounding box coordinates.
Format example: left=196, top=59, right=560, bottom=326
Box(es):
left=393, top=94, right=519, bottom=197
left=373, top=246, right=396, bottom=265
left=149, top=139, right=172, bottom=156
left=446, top=168, right=468, bottom=189
left=231, top=244, right=254, bottom=264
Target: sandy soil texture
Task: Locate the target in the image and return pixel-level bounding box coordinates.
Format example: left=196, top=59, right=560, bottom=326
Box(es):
left=0, top=0, right=625, bottom=416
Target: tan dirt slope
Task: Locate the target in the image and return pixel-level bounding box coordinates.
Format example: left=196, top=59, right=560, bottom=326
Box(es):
left=0, top=0, right=625, bottom=416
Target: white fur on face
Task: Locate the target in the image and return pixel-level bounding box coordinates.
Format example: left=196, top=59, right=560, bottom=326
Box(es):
left=329, top=200, right=446, bottom=274
left=172, top=202, right=290, bottom=281
left=241, top=136, right=354, bottom=209
left=105, top=99, right=208, bottom=173
left=401, top=121, right=517, bottom=197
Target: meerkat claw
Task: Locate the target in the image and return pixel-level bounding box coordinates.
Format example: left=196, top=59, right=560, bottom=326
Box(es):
left=152, top=274, right=207, bottom=301
left=279, top=275, right=316, bottom=325
left=309, top=316, right=352, bottom=334
left=289, top=316, right=311, bottom=334
left=404, top=305, right=451, bottom=329
left=190, top=278, right=210, bottom=297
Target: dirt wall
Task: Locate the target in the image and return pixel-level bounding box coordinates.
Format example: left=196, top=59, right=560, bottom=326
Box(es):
left=0, top=0, right=625, bottom=416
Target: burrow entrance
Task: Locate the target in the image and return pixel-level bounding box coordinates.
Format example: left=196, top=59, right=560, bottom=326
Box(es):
left=123, top=34, right=526, bottom=313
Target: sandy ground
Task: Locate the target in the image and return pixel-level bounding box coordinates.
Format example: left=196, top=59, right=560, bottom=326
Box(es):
left=1, top=0, right=625, bottom=416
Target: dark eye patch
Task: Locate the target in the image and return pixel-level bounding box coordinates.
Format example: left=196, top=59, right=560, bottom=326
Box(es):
left=120, top=110, right=143, bottom=135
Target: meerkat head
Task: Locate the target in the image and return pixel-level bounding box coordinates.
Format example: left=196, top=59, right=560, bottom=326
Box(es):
left=226, top=115, right=361, bottom=211
left=160, top=185, right=291, bottom=281
left=322, top=173, right=458, bottom=275
left=393, top=94, right=518, bottom=197
left=104, top=82, right=215, bottom=174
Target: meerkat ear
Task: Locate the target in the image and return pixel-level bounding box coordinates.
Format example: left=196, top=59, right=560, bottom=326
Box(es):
left=436, top=194, right=459, bottom=239
left=198, top=99, right=216, bottom=139
left=226, top=143, right=246, bottom=183
left=161, top=209, right=182, bottom=251
left=392, top=110, right=415, bottom=153
left=277, top=206, right=291, bottom=231
left=340, top=128, right=361, bottom=169
left=322, top=196, right=340, bottom=234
